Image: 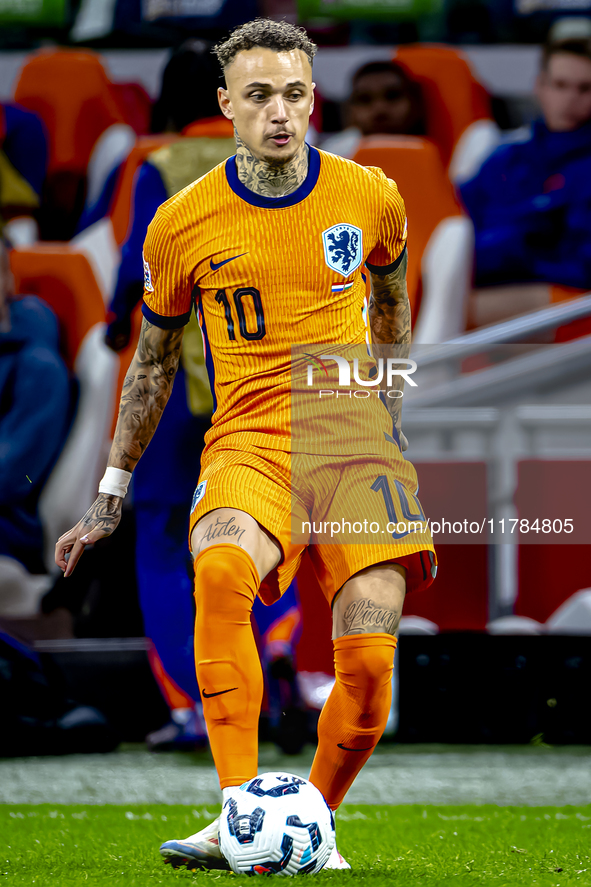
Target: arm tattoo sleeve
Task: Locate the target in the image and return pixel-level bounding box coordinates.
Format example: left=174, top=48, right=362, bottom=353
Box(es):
left=368, top=250, right=411, bottom=431
left=108, top=317, right=184, bottom=472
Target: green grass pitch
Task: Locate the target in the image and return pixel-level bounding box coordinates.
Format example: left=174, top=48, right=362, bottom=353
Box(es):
left=2, top=804, right=591, bottom=886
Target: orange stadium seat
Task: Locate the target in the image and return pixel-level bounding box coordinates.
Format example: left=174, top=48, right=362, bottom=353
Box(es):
left=9, top=246, right=118, bottom=568
left=393, top=44, right=498, bottom=181
left=353, top=135, right=473, bottom=342
left=13, top=49, right=125, bottom=177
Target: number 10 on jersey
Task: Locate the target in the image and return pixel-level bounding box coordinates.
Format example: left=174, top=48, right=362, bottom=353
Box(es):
left=215, top=288, right=266, bottom=341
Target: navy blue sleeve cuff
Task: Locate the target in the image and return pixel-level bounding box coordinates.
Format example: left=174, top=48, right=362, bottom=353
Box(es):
left=142, top=302, right=192, bottom=329
left=366, top=245, right=407, bottom=276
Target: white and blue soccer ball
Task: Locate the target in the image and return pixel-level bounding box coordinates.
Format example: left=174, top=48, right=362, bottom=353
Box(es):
left=219, top=772, right=335, bottom=876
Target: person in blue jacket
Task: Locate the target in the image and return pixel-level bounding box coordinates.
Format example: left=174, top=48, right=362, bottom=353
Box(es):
left=460, top=36, right=591, bottom=327
left=0, top=240, right=70, bottom=596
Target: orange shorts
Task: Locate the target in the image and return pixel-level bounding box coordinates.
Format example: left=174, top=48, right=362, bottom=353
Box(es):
left=189, top=444, right=436, bottom=607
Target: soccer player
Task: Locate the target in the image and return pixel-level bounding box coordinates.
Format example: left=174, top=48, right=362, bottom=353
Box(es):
left=55, top=19, right=436, bottom=871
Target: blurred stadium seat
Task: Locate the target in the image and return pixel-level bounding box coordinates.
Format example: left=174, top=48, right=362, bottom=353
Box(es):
left=14, top=49, right=125, bottom=177
left=13, top=49, right=153, bottom=239
left=393, top=44, right=499, bottom=183
left=354, top=135, right=473, bottom=342
left=9, top=246, right=117, bottom=570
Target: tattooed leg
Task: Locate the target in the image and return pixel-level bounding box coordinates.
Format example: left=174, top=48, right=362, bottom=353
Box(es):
left=190, top=508, right=281, bottom=582
left=332, top=562, right=406, bottom=640
left=308, top=562, right=405, bottom=807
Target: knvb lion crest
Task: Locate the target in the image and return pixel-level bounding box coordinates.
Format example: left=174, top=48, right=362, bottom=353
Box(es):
left=322, top=224, right=363, bottom=277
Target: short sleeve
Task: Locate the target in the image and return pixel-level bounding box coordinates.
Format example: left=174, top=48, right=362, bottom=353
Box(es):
left=142, top=208, right=193, bottom=329
left=365, top=174, right=408, bottom=275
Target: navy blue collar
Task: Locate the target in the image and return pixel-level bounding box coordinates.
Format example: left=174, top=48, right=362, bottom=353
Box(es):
left=225, top=144, right=321, bottom=209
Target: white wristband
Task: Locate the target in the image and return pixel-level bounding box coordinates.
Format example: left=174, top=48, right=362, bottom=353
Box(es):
left=98, top=467, right=132, bottom=498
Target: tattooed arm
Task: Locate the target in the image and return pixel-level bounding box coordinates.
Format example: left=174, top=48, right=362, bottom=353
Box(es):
left=368, top=249, right=411, bottom=451
left=55, top=318, right=184, bottom=576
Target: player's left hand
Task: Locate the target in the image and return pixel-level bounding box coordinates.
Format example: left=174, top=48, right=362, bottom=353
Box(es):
left=400, top=430, right=409, bottom=452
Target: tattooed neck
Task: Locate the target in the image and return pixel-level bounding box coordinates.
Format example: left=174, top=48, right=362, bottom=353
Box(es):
left=234, top=132, right=309, bottom=198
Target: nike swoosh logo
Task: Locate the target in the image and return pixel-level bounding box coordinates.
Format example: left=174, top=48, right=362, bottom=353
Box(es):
left=210, top=253, right=247, bottom=271
left=202, top=687, right=238, bottom=698
left=337, top=743, right=373, bottom=752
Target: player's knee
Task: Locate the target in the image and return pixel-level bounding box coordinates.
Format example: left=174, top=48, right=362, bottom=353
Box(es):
left=355, top=643, right=395, bottom=688
left=193, top=545, right=257, bottom=618
left=335, top=639, right=395, bottom=697
left=194, top=546, right=235, bottom=590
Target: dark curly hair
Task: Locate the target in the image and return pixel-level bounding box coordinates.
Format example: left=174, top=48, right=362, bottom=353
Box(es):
left=214, top=18, right=317, bottom=71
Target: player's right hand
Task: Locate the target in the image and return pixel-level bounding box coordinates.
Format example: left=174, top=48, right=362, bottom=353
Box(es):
left=55, top=493, right=123, bottom=577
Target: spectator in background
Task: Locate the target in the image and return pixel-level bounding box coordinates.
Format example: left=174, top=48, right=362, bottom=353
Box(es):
left=321, top=61, right=425, bottom=158
left=460, top=33, right=591, bottom=327
left=0, top=239, right=70, bottom=620
left=151, top=38, right=222, bottom=133
left=0, top=103, right=47, bottom=246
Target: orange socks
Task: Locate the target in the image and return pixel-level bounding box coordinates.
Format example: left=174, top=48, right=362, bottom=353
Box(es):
left=194, top=547, right=395, bottom=804
left=194, top=544, right=262, bottom=789
left=309, top=633, right=397, bottom=810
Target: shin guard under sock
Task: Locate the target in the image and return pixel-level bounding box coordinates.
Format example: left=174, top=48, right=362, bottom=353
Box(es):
left=194, top=544, right=262, bottom=789
left=309, top=633, right=397, bottom=809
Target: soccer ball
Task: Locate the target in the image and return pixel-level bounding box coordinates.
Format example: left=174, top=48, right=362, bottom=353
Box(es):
left=218, top=772, right=336, bottom=876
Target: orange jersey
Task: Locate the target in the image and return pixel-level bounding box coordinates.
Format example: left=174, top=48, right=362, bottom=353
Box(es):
left=142, top=146, right=407, bottom=456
